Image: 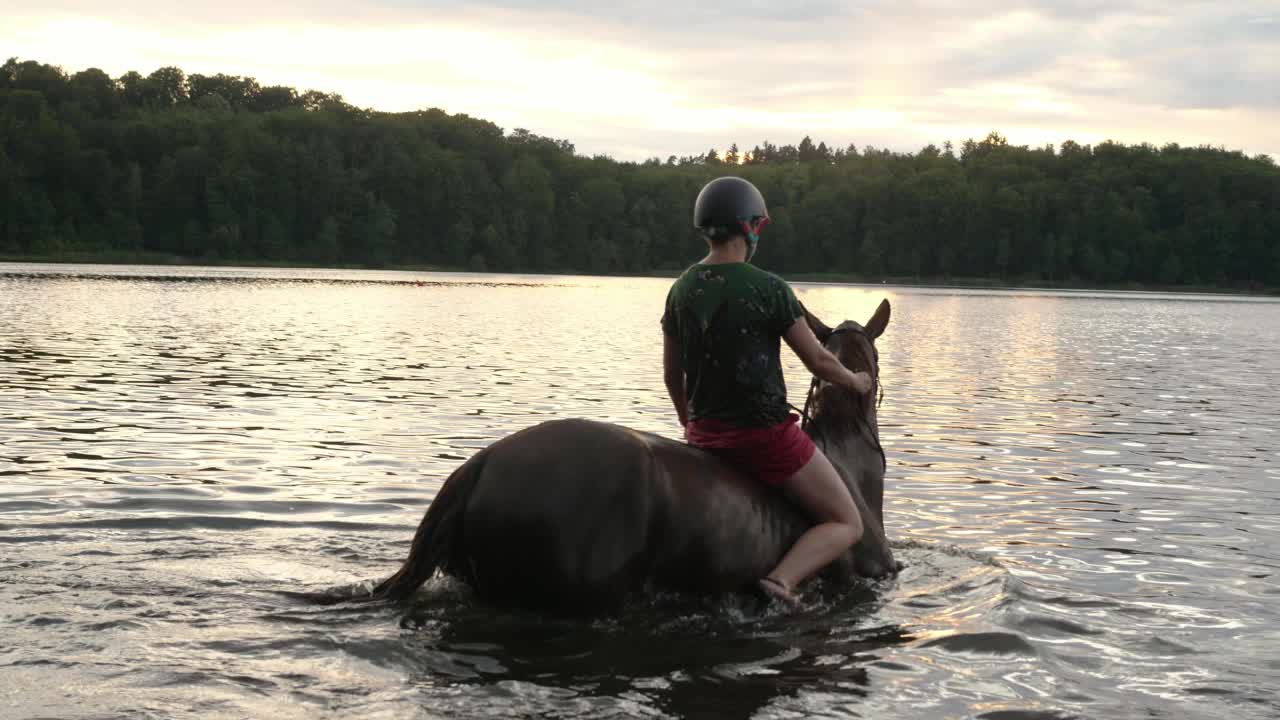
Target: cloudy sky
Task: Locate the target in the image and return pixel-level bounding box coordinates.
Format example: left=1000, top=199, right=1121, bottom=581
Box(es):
left=5, top=1, right=1278, bottom=161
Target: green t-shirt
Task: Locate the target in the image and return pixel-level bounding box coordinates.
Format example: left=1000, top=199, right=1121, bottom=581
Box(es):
left=661, top=262, right=805, bottom=427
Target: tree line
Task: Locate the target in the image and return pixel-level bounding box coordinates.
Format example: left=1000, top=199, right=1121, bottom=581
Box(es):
left=2, top=58, right=1278, bottom=288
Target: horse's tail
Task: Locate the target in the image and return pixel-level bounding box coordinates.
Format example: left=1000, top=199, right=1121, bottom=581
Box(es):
left=369, top=452, right=484, bottom=603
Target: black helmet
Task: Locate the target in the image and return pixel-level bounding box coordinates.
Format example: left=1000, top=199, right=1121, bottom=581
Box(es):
left=693, top=176, right=769, bottom=230
left=693, top=176, right=770, bottom=260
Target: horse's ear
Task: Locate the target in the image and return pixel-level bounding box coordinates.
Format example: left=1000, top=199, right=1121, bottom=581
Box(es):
left=801, top=303, right=832, bottom=342
left=865, top=299, right=891, bottom=341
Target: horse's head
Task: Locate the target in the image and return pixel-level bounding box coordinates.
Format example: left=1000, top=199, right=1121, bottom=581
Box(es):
left=800, top=299, right=891, bottom=435
left=803, top=298, right=895, bottom=575
left=804, top=298, right=889, bottom=388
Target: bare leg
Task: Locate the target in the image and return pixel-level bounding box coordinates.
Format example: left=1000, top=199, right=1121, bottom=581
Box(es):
left=758, top=449, right=864, bottom=604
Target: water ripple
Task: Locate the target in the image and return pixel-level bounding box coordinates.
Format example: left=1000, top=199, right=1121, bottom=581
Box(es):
left=2, top=267, right=1279, bottom=719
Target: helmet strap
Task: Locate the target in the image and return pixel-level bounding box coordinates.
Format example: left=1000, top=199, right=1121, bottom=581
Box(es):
left=739, top=217, right=770, bottom=262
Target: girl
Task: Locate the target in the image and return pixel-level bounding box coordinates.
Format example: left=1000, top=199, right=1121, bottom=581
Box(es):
left=661, top=176, right=873, bottom=606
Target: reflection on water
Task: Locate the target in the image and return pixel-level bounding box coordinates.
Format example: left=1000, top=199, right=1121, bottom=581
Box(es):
left=2, top=263, right=1279, bottom=719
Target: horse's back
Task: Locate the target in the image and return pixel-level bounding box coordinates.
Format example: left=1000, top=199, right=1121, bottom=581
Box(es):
left=451, top=418, right=806, bottom=612
left=456, top=419, right=675, bottom=612
left=381, top=416, right=899, bottom=613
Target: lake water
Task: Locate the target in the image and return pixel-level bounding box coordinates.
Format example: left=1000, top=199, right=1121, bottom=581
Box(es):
left=2, top=263, right=1278, bottom=720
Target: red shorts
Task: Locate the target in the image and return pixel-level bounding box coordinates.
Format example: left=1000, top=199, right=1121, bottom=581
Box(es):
left=685, top=413, right=816, bottom=486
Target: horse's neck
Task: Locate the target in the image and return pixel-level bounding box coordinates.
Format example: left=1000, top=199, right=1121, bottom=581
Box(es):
left=815, top=429, right=874, bottom=472
left=810, top=402, right=878, bottom=457
left=811, top=410, right=883, bottom=510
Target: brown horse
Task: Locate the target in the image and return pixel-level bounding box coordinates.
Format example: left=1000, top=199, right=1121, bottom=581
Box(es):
left=370, top=300, right=895, bottom=614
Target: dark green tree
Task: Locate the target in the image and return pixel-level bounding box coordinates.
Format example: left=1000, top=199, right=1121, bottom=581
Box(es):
left=1, top=57, right=1276, bottom=290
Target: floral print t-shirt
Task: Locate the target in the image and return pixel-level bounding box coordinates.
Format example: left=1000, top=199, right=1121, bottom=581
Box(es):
left=661, top=262, right=805, bottom=428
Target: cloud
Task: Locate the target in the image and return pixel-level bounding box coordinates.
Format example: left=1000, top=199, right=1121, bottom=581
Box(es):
left=3, top=1, right=1277, bottom=160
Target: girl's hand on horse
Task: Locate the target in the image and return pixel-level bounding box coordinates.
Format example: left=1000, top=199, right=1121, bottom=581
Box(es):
left=845, top=371, right=873, bottom=395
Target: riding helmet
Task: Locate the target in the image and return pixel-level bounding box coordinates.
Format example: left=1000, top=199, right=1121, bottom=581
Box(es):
left=693, top=176, right=769, bottom=231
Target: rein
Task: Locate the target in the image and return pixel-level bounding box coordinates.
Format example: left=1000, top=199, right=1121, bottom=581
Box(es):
left=792, top=326, right=887, bottom=471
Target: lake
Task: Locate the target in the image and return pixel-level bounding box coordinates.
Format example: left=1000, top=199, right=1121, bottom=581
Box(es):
left=2, top=263, right=1278, bottom=720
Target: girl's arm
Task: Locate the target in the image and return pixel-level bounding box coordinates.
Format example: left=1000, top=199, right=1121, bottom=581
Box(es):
left=662, top=332, right=689, bottom=426
left=782, top=318, right=872, bottom=393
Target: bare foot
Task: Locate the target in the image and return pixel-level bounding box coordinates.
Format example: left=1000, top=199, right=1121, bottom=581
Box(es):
left=758, top=577, right=803, bottom=609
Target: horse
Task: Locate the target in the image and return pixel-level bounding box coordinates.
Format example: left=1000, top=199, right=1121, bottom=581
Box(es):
left=369, top=300, right=895, bottom=615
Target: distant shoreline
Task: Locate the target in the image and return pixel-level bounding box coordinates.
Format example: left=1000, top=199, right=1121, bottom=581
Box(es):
left=2, top=253, right=1274, bottom=296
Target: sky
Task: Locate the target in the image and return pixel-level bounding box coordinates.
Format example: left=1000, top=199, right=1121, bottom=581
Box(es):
left=4, top=1, right=1278, bottom=161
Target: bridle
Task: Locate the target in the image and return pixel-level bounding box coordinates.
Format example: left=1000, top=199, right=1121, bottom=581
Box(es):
left=793, top=325, right=868, bottom=429
left=791, top=324, right=886, bottom=470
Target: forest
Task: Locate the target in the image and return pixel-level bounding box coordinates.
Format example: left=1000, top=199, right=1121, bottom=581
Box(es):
left=2, top=58, right=1278, bottom=288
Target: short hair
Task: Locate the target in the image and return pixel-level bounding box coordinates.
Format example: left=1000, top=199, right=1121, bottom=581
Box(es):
left=700, top=224, right=745, bottom=246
